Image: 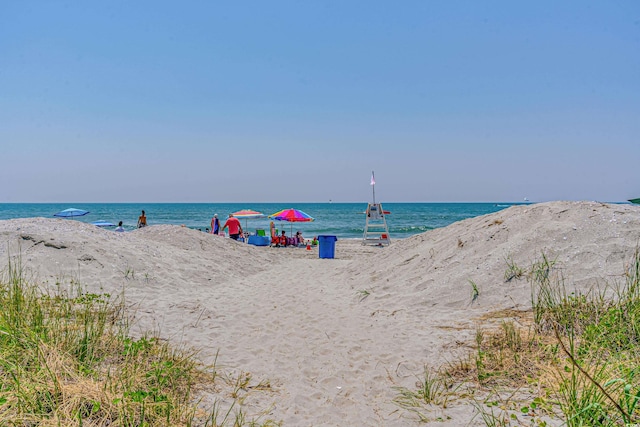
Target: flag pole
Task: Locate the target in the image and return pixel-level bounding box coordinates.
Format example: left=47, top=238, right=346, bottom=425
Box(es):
left=371, top=171, right=376, bottom=205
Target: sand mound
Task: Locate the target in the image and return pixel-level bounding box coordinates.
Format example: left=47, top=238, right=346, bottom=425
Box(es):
left=0, top=218, right=280, bottom=286
left=347, top=201, right=640, bottom=309
left=1, top=201, right=639, bottom=426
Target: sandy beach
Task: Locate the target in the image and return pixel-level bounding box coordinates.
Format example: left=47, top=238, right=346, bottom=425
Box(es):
left=1, top=200, right=639, bottom=426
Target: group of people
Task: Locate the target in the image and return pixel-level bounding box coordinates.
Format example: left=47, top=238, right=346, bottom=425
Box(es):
left=209, top=213, right=244, bottom=240
left=210, top=213, right=316, bottom=247
left=112, top=210, right=146, bottom=232
left=122, top=211, right=316, bottom=247
left=121, top=210, right=244, bottom=241
left=271, top=229, right=306, bottom=247
left=268, top=221, right=316, bottom=247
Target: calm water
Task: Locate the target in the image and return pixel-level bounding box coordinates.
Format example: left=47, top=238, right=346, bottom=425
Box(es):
left=0, top=203, right=525, bottom=239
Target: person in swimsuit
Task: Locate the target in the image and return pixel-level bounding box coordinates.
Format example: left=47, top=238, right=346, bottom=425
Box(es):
left=137, top=210, right=147, bottom=228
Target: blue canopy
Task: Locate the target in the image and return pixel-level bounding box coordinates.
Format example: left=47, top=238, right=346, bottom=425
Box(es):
left=92, top=220, right=115, bottom=227
left=53, top=208, right=90, bottom=218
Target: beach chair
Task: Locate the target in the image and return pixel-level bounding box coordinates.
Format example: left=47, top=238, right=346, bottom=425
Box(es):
left=270, top=229, right=280, bottom=247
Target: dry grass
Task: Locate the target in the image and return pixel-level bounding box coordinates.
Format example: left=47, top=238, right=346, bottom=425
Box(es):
left=0, top=256, right=277, bottom=426
left=472, top=321, right=557, bottom=388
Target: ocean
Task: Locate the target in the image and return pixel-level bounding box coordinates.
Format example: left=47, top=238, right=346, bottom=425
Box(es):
left=0, top=203, right=524, bottom=239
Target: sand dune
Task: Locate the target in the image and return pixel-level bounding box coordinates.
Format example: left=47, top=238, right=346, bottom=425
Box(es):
left=1, top=201, right=639, bottom=426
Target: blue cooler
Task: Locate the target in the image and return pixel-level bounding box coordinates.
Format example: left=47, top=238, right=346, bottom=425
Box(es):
left=318, top=235, right=337, bottom=259
left=248, top=235, right=270, bottom=246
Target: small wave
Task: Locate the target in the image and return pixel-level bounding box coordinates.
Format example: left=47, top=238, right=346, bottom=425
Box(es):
left=391, top=225, right=434, bottom=233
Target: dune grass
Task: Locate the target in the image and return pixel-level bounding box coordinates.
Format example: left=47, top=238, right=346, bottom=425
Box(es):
left=0, top=256, right=277, bottom=426
left=534, top=249, right=640, bottom=426
left=395, top=249, right=640, bottom=426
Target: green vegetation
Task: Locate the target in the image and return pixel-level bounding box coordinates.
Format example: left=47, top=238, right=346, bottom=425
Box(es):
left=503, top=255, right=525, bottom=283
left=396, top=249, right=640, bottom=426
left=470, top=280, right=480, bottom=302
left=393, top=365, right=455, bottom=422
left=356, top=289, right=371, bottom=302
left=0, top=256, right=277, bottom=426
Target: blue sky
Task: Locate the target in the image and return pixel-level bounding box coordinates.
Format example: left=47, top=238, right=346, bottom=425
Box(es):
left=1, top=1, right=638, bottom=203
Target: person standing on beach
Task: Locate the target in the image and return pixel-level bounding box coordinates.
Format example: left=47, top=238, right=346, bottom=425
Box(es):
left=221, top=214, right=243, bottom=240
left=137, top=210, right=147, bottom=228
left=211, top=214, right=220, bottom=235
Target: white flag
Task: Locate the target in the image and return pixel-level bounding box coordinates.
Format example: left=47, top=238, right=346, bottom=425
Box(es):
left=370, top=172, right=375, bottom=186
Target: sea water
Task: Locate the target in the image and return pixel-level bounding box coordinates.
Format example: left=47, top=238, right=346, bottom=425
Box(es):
left=0, top=203, right=525, bottom=239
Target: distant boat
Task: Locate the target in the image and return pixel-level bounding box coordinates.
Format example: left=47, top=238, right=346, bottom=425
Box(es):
left=629, top=198, right=640, bottom=204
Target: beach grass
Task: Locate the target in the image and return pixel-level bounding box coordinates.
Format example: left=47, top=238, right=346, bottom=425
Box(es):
left=503, top=255, right=525, bottom=283
left=396, top=250, right=640, bottom=426
left=392, top=364, right=457, bottom=423
left=0, top=256, right=277, bottom=426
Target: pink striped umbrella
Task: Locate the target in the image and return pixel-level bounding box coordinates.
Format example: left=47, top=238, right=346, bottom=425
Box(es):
left=269, top=208, right=314, bottom=235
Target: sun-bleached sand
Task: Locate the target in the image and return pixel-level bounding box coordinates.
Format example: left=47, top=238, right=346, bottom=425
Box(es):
left=1, top=201, right=640, bottom=426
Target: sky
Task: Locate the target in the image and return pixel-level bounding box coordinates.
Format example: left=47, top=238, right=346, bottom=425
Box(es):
left=1, top=1, right=639, bottom=203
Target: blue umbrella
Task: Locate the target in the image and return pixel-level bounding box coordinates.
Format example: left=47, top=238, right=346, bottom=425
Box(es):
left=53, top=208, right=90, bottom=218
left=92, top=220, right=115, bottom=227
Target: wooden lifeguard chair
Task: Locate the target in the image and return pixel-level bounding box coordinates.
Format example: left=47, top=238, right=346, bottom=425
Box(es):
left=362, top=171, right=390, bottom=246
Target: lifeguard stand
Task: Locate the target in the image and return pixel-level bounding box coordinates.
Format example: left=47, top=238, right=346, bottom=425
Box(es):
left=363, top=202, right=390, bottom=245
left=362, top=171, right=390, bottom=245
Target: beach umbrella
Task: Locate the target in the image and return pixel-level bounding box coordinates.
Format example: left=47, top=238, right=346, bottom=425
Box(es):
left=53, top=208, right=90, bottom=218
left=269, top=208, right=314, bottom=222
left=269, top=208, right=314, bottom=235
left=92, top=220, right=115, bottom=227
left=230, top=209, right=265, bottom=230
